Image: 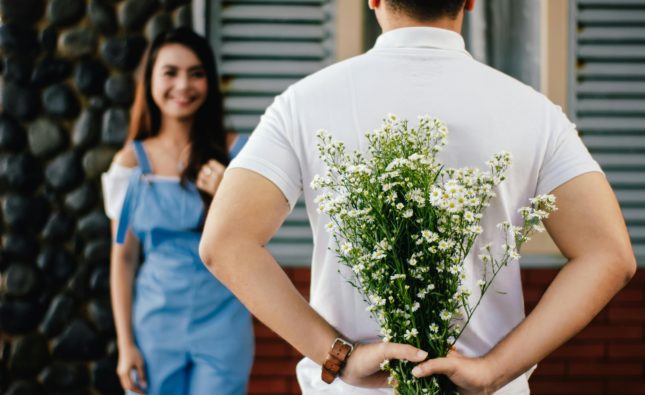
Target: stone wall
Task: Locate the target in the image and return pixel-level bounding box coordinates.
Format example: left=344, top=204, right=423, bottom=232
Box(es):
left=0, top=1, right=192, bottom=394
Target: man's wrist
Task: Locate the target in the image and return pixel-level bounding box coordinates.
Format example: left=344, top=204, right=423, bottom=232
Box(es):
left=321, top=337, right=354, bottom=384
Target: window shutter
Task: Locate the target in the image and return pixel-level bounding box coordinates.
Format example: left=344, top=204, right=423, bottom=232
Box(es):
left=209, top=0, right=335, bottom=266
left=570, top=0, right=645, bottom=263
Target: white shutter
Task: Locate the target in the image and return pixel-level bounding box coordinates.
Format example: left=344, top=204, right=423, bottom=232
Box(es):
left=570, top=0, right=645, bottom=263
left=209, top=0, right=336, bottom=266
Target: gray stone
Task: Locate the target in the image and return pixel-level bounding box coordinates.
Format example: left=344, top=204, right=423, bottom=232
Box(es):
left=88, top=0, right=117, bottom=35
left=8, top=334, right=49, bottom=376
left=0, top=0, right=45, bottom=24
left=145, top=12, right=172, bottom=41
left=174, top=4, right=192, bottom=28
left=1, top=194, right=49, bottom=232
left=47, top=0, right=85, bottom=26
left=1, top=82, right=40, bottom=121
left=45, top=151, right=83, bottom=191
left=52, top=319, right=103, bottom=360
left=4, top=380, right=44, bottom=395
left=78, top=210, right=110, bottom=239
left=58, top=27, right=98, bottom=58
left=0, top=153, right=42, bottom=192
left=27, top=118, right=66, bottom=157
left=92, top=355, right=120, bottom=394
left=74, top=59, right=108, bottom=95
left=31, top=57, right=72, bottom=86
left=65, top=183, right=97, bottom=213
left=160, top=0, right=188, bottom=10
left=1, top=234, right=38, bottom=261
left=3, top=56, right=33, bottom=84
left=3, top=263, right=39, bottom=297
left=39, top=361, right=89, bottom=391
left=42, top=84, right=80, bottom=119
left=0, top=300, right=42, bottom=334
left=104, top=73, right=134, bottom=105
left=42, top=212, right=74, bottom=242
left=39, top=26, right=58, bottom=54
left=83, top=240, right=110, bottom=265
left=72, top=109, right=101, bottom=148
left=88, top=298, right=113, bottom=334
left=101, top=107, right=128, bottom=146
left=119, top=0, right=158, bottom=30
left=101, top=35, right=147, bottom=70
left=89, top=96, right=108, bottom=110
left=83, top=146, right=117, bottom=178
left=40, top=293, right=76, bottom=337
left=37, top=246, right=76, bottom=285
left=0, top=24, right=38, bottom=55
left=0, top=115, right=26, bottom=152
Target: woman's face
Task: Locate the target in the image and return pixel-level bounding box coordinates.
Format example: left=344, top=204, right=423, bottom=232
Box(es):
left=150, top=43, right=208, bottom=121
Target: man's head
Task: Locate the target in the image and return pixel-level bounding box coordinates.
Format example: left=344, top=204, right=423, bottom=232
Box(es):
left=369, top=0, right=475, bottom=33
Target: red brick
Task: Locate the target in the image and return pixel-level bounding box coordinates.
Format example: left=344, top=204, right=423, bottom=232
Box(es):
left=576, top=324, right=642, bottom=340
left=608, top=306, right=645, bottom=323
left=525, top=269, right=558, bottom=285
left=608, top=344, right=645, bottom=358
left=290, top=268, right=311, bottom=284
left=531, top=361, right=566, bottom=377
left=255, top=341, right=291, bottom=357
left=550, top=343, right=605, bottom=358
left=626, top=270, right=645, bottom=284
left=529, top=379, right=605, bottom=394
left=611, top=288, right=643, bottom=303
left=568, top=362, right=642, bottom=377
left=248, top=378, right=291, bottom=394
left=251, top=360, right=298, bottom=376
left=608, top=381, right=645, bottom=394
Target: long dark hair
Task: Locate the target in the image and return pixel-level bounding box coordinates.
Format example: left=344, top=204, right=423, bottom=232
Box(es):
left=128, top=27, right=229, bottom=205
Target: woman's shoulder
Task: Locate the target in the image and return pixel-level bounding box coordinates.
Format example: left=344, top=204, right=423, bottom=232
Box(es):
left=113, top=143, right=139, bottom=168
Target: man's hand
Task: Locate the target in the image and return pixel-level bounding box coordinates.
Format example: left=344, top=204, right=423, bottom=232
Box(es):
left=411, top=350, right=497, bottom=395
left=341, top=342, right=428, bottom=388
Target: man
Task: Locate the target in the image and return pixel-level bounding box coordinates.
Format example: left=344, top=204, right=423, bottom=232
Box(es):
left=199, top=0, right=636, bottom=393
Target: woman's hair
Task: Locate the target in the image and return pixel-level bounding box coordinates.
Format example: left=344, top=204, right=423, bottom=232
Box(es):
left=128, top=27, right=229, bottom=198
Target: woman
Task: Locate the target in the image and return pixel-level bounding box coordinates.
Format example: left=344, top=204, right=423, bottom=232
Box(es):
left=102, top=28, right=252, bottom=395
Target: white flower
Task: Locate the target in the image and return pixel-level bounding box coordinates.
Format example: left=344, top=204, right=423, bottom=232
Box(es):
left=396, top=202, right=405, bottom=210
left=404, top=328, right=419, bottom=340
left=340, top=242, right=353, bottom=255
left=429, top=323, right=439, bottom=333
left=403, top=209, right=413, bottom=218
left=440, top=310, right=451, bottom=321
left=411, top=302, right=420, bottom=312
left=380, top=360, right=390, bottom=370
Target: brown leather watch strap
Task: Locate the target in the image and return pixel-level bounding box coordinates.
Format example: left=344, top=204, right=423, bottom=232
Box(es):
left=321, top=338, right=354, bottom=384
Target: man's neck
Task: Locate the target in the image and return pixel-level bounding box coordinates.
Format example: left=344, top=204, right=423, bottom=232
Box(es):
left=380, top=17, right=463, bottom=34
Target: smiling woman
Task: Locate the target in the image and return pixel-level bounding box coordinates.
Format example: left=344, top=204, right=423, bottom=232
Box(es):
left=100, top=28, right=253, bottom=395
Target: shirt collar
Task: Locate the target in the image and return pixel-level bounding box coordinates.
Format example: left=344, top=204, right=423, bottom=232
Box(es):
left=373, top=27, right=469, bottom=55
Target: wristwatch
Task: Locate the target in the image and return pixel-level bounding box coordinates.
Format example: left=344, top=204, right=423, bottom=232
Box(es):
left=321, top=337, right=354, bottom=384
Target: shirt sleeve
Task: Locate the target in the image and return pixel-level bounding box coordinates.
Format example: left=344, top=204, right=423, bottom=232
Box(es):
left=228, top=88, right=302, bottom=210
left=101, top=163, right=135, bottom=220
left=535, top=104, right=603, bottom=196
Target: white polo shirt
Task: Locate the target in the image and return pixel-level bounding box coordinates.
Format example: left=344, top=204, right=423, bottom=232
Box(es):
left=230, top=27, right=601, bottom=394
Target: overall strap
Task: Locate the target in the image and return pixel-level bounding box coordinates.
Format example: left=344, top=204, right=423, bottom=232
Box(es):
left=132, top=140, right=153, bottom=174
left=115, top=172, right=138, bottom=244
left=229, top=135, right=249, bottom=159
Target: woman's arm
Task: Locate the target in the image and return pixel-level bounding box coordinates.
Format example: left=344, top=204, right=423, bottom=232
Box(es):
left=107, top=147, right=147, bottom=394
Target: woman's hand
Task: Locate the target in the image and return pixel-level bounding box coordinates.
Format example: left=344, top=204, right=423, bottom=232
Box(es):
left=196, top=159, right=226, bottom=196
left=116, top=342, right=147, bottom=394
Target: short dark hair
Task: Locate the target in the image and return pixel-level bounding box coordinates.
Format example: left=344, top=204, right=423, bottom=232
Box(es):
left=386, top=0, right=467, bottom=20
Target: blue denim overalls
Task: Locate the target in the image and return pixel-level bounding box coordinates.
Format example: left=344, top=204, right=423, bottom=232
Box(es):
left=116, top=139, right=253, bottom=394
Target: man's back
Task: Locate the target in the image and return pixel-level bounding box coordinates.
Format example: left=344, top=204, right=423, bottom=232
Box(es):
left=231, top=26, right=600, bottom=394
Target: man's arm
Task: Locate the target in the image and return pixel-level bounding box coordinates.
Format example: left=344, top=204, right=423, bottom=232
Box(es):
left=411, top=172, right=637, bottom=394
left=199, top=168, right=429, bottom=387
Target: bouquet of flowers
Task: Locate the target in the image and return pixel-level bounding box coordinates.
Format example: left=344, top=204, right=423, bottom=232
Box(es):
left=311, top=115, right=556, bottom=394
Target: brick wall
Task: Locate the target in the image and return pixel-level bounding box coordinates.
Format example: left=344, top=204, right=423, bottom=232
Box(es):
left=249, top=268, right=645, bottom=395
